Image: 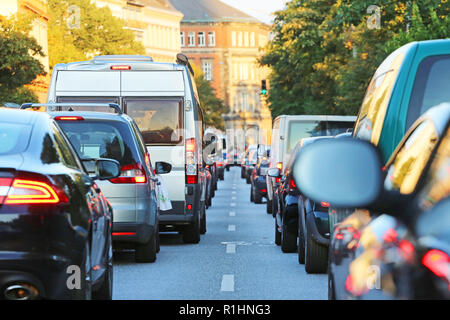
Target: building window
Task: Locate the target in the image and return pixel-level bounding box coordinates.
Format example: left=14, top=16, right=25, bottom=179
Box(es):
left=198, top=32, right=205, bottom=46
left=188, top=32, right=195, bottom=46
left=240, top=90, right=249, bottom=112
left=180, top=31, right=185, bottom=47
left=208, top=32, right=216, bottom=46
left=244, top=32, right=249, bottom=47
left=232, top=31, right=236, bottom=47
left=202, top=60, right=213, bottom=81
left=250, top=32, right=255, bottom=47
left=238, top=32, right=243, bottom=47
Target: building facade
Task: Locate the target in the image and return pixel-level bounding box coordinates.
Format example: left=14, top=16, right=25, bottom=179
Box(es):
left=94, top=0, right=183, bottom=62
left=0, top=0, right=50, bottom=102
left=171, top=0, right=273, bottom=149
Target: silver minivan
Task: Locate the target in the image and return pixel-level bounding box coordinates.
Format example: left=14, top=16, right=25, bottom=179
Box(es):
left=47, top=54, right=207, bottom=244
left=49, top=105, right=172, bottom=263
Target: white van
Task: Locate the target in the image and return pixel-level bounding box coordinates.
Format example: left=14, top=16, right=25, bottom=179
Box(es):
left=47, top=54, right=207, bottom=244
left=266, top=115, right=356, bottom=214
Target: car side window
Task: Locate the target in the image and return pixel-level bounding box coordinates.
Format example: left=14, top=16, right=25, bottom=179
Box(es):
left=384, top=120, right=439, bottom=195
left=51, top=123, right=84, bottom=171
left=417, top=127, right=450, bottom=211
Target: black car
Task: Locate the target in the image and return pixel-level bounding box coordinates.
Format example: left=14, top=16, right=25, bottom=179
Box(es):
left=250, top=156, right=270, bottom=204
left=0, top=108, right=119, bottom=300
left=294, top=103, right=450, bottom=300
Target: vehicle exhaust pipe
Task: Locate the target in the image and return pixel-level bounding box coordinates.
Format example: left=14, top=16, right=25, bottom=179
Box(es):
left=4, top=283, right=39, bottom=300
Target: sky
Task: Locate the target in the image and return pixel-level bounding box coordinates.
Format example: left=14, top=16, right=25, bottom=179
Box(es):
left=219, top=0, right=287, bottom=24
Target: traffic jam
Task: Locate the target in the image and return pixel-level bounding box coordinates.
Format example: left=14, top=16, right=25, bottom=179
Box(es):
left=1, top=44, right=450, bottom=303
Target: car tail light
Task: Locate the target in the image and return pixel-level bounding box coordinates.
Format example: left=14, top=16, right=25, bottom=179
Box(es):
left=321, top=201, right=330, bottom=208
left=276, top=162, right=283, bottom=171
left=4, top=178, right=68, bottom=205
left=217, top=162, right=223, bottom=167
left=0, top=177, right=13, bottom=204
left=186, top=138, right=198, bottom=184
left=289, top=179, right=296, bottom=190
left=261, top=188, right=267, bottom=193
left=422, top=249, right=450, bottom=279
left=54, top=116, right=84, bottom=121
left=110, top=65, right=131, bottom=70
left=110, top=163, right=147, bottom=184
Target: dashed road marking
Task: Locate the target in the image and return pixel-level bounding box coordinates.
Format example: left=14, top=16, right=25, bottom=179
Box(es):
left=226, top=243, right=236, bottom=254
left=229, top=211, right=235, bottom=217
left=220, top=275, right=235, bottom=292
left=230, top=203, right=236, bottom=207
left=228, top=224, right=236, bottom=231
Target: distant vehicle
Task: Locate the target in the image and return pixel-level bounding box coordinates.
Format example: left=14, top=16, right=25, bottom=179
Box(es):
left=250, top=156, right=270, bottom=204
left=0, top=102, right=20, bottom=109
left=293, top=103, right=450, bottom=300
left=241, top=145, right=258, bottom=182
left=45, top=103, right=172, bottom=263
left=0, top=108, right=119, bottom=299
left=47, top=54, right=208, bottom=244
left=267, top=115, right=356, bottom=216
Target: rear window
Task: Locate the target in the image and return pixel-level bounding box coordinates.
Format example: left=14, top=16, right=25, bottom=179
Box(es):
left=55, top=97, right=120, bottom=113
left=287, top=121, right=354, bottom=153
left=125, top=99, right=183, bottom=145
left=407, top=55, right=450, bottom=127
left=56, top=120, right=140, bottom=169
left=0, top=122, right=31, bottom=155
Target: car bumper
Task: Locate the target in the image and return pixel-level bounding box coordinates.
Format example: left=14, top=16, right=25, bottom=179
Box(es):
left=112, top=222, right=155, bottom=244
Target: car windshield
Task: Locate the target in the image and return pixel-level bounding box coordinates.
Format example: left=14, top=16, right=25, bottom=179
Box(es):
left=287, top=121, right=354, bottom=153
left=0, top=122, right=31, bottom=155
left=56, top=120, right=140, bottom=170
left=125, top=99, right=183, bottom=145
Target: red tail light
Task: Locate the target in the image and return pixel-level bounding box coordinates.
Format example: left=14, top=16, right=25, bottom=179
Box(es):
left=186, top=175, right=197, bottom=184
left=110, top=163, right=147, bottom=184
left=276, top=177, right=281, bottom=183
left=0, top=177, right=13, bottom=204
left=5, top=179, right=67, bottom=204
left=422, top=249, right=450, bottom=278
left=289, top=179, right=296, bottom=189
left=276, top=162, right=283, bottom=171
left=186, top=138, right=198, bottom=184
left=110, top=65, right=131, bottom=70
left=321, top=201, right=330, bottom=208
left=54, top=116, right=84, bottom=121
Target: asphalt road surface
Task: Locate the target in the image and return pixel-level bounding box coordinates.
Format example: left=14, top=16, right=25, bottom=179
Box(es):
left=113, top=167, right=327, bottom=300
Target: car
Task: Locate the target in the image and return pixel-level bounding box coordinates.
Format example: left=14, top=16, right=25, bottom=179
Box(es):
left=42, top=103, right=172, bottom=263
left=0, top=108, right=119, bottom=300
left=329, top=39, right=450, bottom=238
left=267, top=115, right=356, bottom=216
left=250, top=156, right=270, bottom=204
left=293, top=103, right=450, bottom=300
left=46, top=53, right=208, bottom=244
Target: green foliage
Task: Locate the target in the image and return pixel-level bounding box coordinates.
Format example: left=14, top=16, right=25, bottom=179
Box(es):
left=261, top=0, right=450, bottom=118
left=192, top=64, right=229, bottom=131
left=48, top=0, right=145, bottom=69
left=0, top=14, right=44, bottom=104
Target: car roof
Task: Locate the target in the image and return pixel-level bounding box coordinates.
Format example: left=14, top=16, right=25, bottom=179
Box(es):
left=0, top=108, right=49, bottom=125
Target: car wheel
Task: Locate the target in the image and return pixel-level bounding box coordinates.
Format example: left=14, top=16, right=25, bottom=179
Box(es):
left=156, top=223, right=160, bottom=253
left=200, top=204, right=207, bottom=235
left=305, top=221, right=328, bottom=273
left=272, top=193, right=278, bottom=218
left=183, top=210, right=201, bottom=244
left=220, top=173, right=225, bottom=180
left=254, top=189, right=263, bottom=204
left=275, top=219, right=281, bottom=246
left=328, top=264, right=336, bottom=300
left=266, top=199, right=272, bottom=214
left=92, top=243, right=113, bottom=300
left=246, top=174, right=251, bottom=184
left=281, top=220, right=297, bottom=253
left=135, top=230, right=157, bottom=263
left=241, top=167, right=245, bottom=178
left=79, top=242, right=92, bottom=300
left=226, top=165, right=230, bottom=172
left=297, top=215, right=305, bottom=264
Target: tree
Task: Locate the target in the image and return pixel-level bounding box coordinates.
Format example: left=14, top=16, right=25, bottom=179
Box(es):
left=0, top=14, right=45, bottom=104
left=192, top=63, right=229, bottom=130
left=48, top=0, right=145, bottom=69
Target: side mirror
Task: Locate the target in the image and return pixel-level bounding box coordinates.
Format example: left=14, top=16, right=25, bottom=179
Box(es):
left=155, top=161, right=172, bottom=175
left=293, top=139, right=383, bottom=208
left=267, top=168, right=281, bottom=178
left=96, top=159, right=121, bottom=180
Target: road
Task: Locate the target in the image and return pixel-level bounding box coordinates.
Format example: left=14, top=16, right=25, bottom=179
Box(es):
left=112, top=167, right=327, bottom=300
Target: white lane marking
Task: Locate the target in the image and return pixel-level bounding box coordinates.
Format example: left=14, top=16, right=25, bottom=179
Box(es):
left=229, top=211, right=235, bottom=217
left=220, top=275, right=235, bottom=292
left=230, top=203, right=236, bottom=207
left=228, top=224, right=236, bottom=231
left=226, top=243, right=236, bottom=254
left=231, top=191, right=236, bottom=194
left=231, top=196, right=236, bottom=200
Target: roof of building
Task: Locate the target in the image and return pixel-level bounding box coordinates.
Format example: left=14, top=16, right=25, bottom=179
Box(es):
left=131, top=0, right=183, bottom=15
left=169, top=0, right=262, bottom=23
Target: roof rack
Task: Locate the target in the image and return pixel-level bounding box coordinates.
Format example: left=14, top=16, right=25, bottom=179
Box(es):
left=93, top=55, right=153, bottom=62
left=20, top=103, right=123, bottom=115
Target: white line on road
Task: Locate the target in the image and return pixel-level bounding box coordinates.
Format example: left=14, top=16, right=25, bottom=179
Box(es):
left=226, top=243, right=236, bottom=254
left=232, top=191, right=236, bottom=194
left=230, top=203, right=236, bottom=207
left=232, top=196, right=236, bottom=200
left=229, top=211, right=235, bottom=217
left=220, top=275, right=235, bottom=292
left=228, top=224, right=236, bottom=231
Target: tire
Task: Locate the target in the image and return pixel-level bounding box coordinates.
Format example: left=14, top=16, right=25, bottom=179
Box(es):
left=135, top=230, right=157, bottom=263
left=328, top=265, right=336, bottom=300
left=266, top=199, right=272, bottom=214
left=254, top=190, right=263, bottom=204
left=92, top=236, right=113, bottom=300
left=281, top=222, right=297, bottom=253
left=241, top=167, right=245, bottom=178
left=305, top=220, right=328, bottom=273
left=250, top=185, right=254, bottom=202
left=182, top=210, right=201, bottom=244
left=200, top=205, right=207, bottom=235
left=275, top=219, right=281, bottom=246
left=246, top=174, right=251, bottom=184
left=80, top=242, right=93, bottom=300
left=226, top=166, right=230, bottom=172
left=297, top=215, right=305, bottom=264
left=272, top=193, right=278, bottom=218
left=220, top=173, right=224, bottom=180
left=156, top=223, right=160, bottom=253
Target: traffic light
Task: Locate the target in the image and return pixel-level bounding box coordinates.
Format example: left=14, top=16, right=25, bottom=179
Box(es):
left=261, top=80, right=267, bottom=95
